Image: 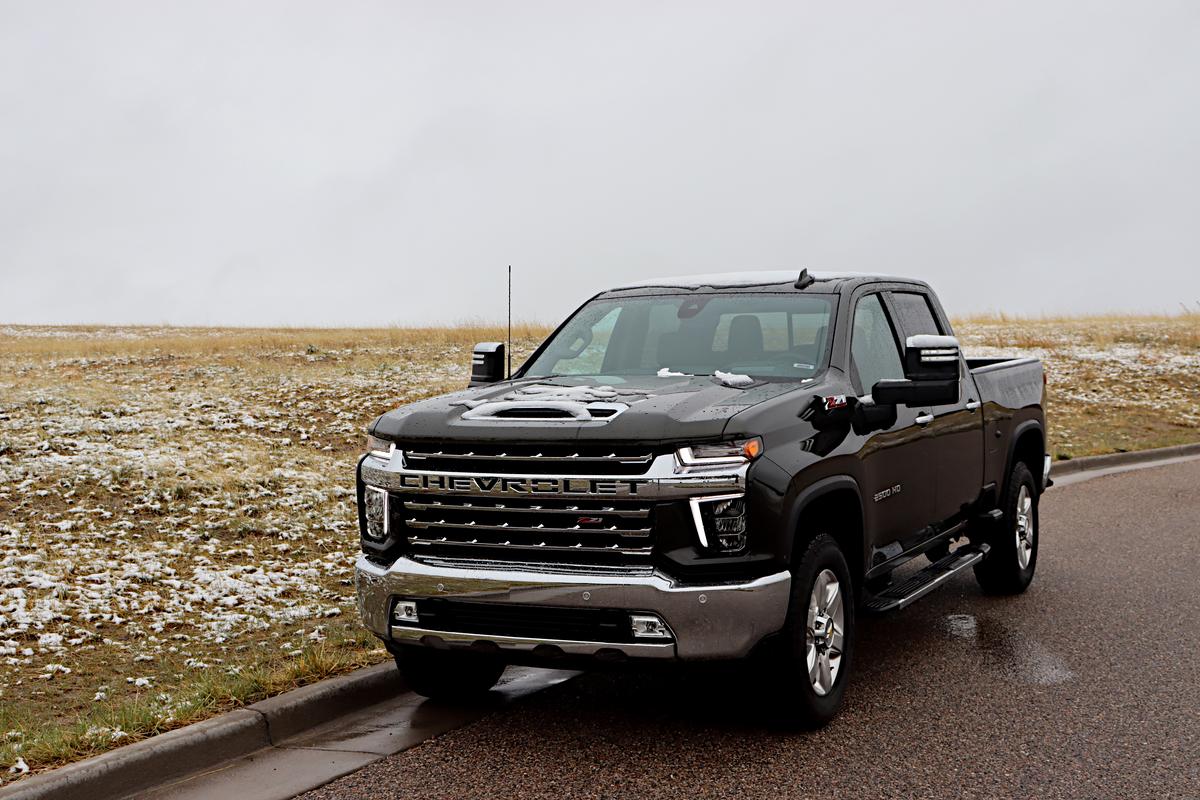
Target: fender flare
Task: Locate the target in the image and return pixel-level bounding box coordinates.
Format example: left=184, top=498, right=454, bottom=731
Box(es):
left=1005, top=418, right=1046, bottom=491
left=783, top=474, right=865, bottom=567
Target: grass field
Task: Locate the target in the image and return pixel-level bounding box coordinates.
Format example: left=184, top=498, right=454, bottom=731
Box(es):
left=1, top=315, right=1197, bottom=781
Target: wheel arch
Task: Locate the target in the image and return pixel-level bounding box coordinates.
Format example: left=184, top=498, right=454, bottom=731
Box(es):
left=1007, top=420, right=1047, bottom=493
left=784, top=475, right=866, bottom=586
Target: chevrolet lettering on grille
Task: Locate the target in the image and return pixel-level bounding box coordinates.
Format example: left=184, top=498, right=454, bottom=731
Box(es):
left=398, top=474, right=644, bottom=496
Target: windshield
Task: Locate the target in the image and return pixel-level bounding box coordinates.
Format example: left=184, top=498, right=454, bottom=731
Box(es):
left=523, top=293, right=835, bottom=380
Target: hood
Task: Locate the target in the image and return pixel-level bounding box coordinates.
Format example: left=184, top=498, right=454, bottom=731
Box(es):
left=371, top=375, right=810, bottom=447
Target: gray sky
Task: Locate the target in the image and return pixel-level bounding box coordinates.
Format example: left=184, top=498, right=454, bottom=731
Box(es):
left=3, top=1, right=1199, bottom=327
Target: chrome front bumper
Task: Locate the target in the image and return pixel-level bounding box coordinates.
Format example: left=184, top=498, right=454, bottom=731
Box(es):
left=356, top=556, right=791, bottom=661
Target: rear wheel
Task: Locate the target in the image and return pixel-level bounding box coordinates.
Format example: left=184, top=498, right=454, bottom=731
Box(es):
left=393, top=646, right=505, bottom=700
left=774, top=533, right=855, bottom=728
left=974, top=461, right=1038, bottom=594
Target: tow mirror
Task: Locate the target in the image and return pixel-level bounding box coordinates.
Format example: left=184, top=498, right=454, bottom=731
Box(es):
left=469, top=342, right=506, bottom=387
left=903, top=335, right=960, bottom=381
left=871, top=335, right=960, bottom=407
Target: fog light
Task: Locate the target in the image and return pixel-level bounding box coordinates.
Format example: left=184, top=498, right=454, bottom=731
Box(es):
left=689, top=493, right=748, bottom=552
left=363, top=486, right=388, bottom=540
left=630, top=614, right=671, bottom=639
left=392, top=600, right=419, bottom=625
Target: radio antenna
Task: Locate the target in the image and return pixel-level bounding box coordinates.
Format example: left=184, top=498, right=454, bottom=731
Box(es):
left=507, top=265, right=512, bottom=379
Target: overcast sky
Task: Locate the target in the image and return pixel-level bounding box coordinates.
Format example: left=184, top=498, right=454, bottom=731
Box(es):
left=2, top=1, right=1199, bottom=326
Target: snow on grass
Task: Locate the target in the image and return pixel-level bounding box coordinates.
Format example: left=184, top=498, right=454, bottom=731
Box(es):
left=955, top=315, right=1200, bottom=455
left=0, top=326, right=549, bottom=780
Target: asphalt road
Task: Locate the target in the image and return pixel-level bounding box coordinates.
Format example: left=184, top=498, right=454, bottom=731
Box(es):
left=300, top=460, right=1200, bottom=800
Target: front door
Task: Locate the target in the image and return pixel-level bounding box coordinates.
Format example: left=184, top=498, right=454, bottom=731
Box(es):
left=848, top=293, right=937, bottom=559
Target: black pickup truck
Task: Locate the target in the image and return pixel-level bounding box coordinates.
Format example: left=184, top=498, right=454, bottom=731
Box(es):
left=355, top=271, right=1048, bottom=725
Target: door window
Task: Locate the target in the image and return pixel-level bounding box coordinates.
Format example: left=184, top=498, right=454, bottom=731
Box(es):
left=850, top=294, right=904, bottom=395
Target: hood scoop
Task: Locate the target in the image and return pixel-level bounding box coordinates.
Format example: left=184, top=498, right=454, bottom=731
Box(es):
left=452, top=383, right=653, bottom=424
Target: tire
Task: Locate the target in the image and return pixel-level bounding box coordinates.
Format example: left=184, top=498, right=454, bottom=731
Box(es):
left=393, top=646, right=505, bottom=700
left=974, top=461, right=1039, bottom=595
left=773, top=533, right=855, bottom=728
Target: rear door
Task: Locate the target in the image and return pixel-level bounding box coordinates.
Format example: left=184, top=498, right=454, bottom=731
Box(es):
left=885, top=290, right=985, bottom=524
left=848, top=292, right=936, bottom=551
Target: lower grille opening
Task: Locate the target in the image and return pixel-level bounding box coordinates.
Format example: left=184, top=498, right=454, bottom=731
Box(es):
left=408, top=598, right=664, bottom=645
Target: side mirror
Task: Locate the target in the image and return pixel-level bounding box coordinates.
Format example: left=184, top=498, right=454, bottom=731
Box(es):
left=871, top=335, right=961, bottom=407
left=469, top=342, right=506, bottom=386
left=903, top=335, right=960, bottom=381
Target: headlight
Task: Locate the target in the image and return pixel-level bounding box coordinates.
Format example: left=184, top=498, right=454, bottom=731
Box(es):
left=365, top=434, right=394, bottom=459
left=676, top=437, right=763, bottom=468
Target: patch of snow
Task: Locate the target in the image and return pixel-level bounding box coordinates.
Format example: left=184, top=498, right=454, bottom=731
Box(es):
left=713, top=370, right=754, bottom=387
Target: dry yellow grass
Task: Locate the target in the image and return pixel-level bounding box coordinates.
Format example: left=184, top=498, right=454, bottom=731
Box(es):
left=0, top=323, right=551, bottom=359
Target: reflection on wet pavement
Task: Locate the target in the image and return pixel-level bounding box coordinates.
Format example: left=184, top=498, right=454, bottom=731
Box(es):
left=942, top=612, right=1075, bottom=686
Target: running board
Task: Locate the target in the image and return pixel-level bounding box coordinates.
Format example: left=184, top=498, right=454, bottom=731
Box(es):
left=863, top=544, right=990, bottom=613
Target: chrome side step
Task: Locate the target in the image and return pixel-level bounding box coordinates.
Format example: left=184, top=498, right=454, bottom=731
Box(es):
left=864, top=544, right=990, bottom=613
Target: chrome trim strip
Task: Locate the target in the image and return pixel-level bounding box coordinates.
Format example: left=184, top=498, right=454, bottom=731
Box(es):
left=907, top=334, right=960, bottom=349
left=405, top=519, right=652, bottom=537
left=412, top=555, right=656, bottom=576
left=388, top=626, right=678, bottom=658
left=402, top=499, right=652, bottom=518
left=408, top=537, right=653, bottom=556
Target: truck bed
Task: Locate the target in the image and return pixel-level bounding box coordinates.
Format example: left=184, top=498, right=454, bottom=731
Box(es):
left=967, top=356, right=1044, bottom=412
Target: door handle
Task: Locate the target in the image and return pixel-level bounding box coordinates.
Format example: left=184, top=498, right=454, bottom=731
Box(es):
left=915, top=413, right=934, bottom=426
left=965, top=400, right=981, bottom=412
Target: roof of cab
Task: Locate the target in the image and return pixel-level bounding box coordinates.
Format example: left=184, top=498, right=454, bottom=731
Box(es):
left=606, top=270, right=912, bottom=292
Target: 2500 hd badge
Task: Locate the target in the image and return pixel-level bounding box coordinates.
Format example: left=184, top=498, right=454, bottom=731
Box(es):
left=874, top=484, right=902, bottom=502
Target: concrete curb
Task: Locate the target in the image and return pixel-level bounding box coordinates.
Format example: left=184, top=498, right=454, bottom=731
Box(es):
left=0, top=661, right=403, bottom=800
left=1050, top=442, right=1200, bottom=478
left=251, top=661, right=401, bottom=743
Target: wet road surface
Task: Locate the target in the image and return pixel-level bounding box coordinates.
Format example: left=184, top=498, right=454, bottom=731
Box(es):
left=300, top=459, right=1200, bottom=799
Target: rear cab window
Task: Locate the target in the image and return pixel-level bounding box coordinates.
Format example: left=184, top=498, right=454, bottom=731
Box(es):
left=888, top=291, right=943, bottom=341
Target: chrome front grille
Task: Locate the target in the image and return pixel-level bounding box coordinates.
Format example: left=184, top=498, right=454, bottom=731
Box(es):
left=361, top=445, right=748, bottom=570
left=397, top=492, right=656, bottom=563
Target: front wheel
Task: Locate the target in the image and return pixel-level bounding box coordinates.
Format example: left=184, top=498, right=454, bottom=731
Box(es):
left=393, top=646, right=505, bottom=701
left=774, top=533, right=855, bottom=728
left=974, top=461, right=1039, bottom=594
